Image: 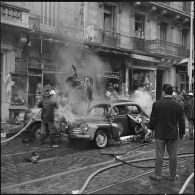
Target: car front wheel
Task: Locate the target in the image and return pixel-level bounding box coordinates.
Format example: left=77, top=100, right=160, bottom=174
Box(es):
left=94, top=129, right=108, bottom=149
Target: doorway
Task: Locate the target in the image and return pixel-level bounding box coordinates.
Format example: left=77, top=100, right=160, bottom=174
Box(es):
left=156, top=70, right=163, bottom=100
left=28, top=76, right=42, bottom=108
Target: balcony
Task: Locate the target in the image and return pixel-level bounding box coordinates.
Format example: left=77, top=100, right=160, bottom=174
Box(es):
left=84, top=25, right=120, bottom=48
left=149, top=39, right=189, bottom=58
left=130, top=37, right=150, bottom=52
left=99, top=29, right=120, bottom=48
left=155, top=2, right=191, bottom=14
left=0, top=2, right=30, bottom=29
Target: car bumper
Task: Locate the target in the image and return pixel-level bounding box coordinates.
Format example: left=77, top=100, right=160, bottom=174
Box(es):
left=68, top=134, right=91, bottom=140
left=67, top=128, right=91, bottom=140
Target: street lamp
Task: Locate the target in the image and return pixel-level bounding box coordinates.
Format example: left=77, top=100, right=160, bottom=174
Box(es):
left=188, top=1, right=194, bottom=92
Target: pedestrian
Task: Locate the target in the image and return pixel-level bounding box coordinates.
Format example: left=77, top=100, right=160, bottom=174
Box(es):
left=185, top=92, right=194, bottom=139
left=37, top=89, right=59, bottom=147
left=148, top=84, right=185, bottom=181
left=172, top=91, right=184, bottom=110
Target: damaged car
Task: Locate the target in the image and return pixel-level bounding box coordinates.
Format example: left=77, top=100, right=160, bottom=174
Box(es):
left=66, top=99, right=151, bottom=148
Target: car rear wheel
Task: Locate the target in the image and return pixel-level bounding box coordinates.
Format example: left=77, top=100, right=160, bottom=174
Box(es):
left=94, top=129, right=108, bottom=149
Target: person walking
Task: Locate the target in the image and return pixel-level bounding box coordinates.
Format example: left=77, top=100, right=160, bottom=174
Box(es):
left=38, top=89, right=59, bottom=147
left=185, top=92, right=194, bottom=139
left=148, top=84, right=185, bottom=181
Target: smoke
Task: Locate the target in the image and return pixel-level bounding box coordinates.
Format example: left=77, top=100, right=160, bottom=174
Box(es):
left=130, top=87, right=154, bottom=117
left=52, top=46, right=111, bottom=123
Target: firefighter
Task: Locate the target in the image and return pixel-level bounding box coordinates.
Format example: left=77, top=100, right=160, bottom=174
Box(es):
left=38, top=89, right=59, bottom=147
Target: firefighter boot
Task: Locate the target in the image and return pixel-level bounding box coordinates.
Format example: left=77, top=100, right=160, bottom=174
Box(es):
left=49, top=134, right=59, bottom=148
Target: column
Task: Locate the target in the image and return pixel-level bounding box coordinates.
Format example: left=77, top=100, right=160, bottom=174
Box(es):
left=125, top=63, right=129, bottom=95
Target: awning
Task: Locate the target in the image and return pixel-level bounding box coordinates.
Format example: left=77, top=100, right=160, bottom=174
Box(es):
left=178, top=58, right=194, bottom=65
left=178, top=58, right=188, bottom=65
left=131, top=54, right=159, bottom=63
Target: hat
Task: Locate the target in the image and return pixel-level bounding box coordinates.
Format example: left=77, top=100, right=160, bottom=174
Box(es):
left=188, top=92, right=193, bottom=96
left=50, top=90, right=56, bottom=95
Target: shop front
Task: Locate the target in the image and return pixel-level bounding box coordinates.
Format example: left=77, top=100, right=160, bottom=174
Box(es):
left=125, top=54, right=158, bottom=99
left=175, top=59, right=194, bottom=93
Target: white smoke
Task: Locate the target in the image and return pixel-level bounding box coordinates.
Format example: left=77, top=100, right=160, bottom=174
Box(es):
left=130, top=87, right=154, bottom=117
left=52, top=46, right=111, bottom=123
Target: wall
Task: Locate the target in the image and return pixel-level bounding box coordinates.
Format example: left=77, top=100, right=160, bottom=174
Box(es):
left=1, top=33, right=16, bottom=121
left=119, top=3, right=131, bottom=49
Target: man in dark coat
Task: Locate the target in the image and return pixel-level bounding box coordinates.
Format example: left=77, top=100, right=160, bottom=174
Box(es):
left=38, top=89, right=58, bottom=146
left=148, top=84, right=185, bottom=181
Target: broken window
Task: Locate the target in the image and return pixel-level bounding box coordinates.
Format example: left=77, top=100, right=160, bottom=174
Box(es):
left=135, top=13, right=145, bottom=38
left=126, top=105, right=140, bottom=115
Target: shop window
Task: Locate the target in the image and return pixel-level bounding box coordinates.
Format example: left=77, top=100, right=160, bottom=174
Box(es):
left=10, top=75, right=27, bottom=106
left=135, top=13, right=145, bottom=38
left=132, top=69, right=155, bottom=92
left=178, top=71, right=188, bottom=93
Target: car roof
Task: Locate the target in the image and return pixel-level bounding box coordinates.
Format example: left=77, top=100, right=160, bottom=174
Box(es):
left=91, top=99, right=139, bottom=107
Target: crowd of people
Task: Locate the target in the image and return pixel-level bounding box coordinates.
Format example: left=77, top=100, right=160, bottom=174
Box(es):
left=172, top=90, right=194, bottom=140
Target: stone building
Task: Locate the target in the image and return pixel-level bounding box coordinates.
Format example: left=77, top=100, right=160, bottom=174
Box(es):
left=1, top=2, right=194, bottom=122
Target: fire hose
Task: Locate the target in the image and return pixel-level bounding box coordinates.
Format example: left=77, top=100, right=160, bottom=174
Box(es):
left=72, top=153, right=194, bottom=194
left=1, top=109, right=42, bottom=144
left=179, top=172, right=194, bottom=194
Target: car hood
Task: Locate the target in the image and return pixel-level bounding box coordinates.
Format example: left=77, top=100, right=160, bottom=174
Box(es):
left=69, top=115, right=107, bottom=127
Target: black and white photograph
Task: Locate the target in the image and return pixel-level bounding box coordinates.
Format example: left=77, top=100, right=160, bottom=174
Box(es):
left=1, top=1, right=194, bottom=194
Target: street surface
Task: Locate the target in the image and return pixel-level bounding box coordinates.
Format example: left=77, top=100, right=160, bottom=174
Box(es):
left=1, top=134, right=194, bottom=194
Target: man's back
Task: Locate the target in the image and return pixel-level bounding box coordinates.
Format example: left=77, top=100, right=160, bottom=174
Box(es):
left=150, top=97, right=185, bottom=140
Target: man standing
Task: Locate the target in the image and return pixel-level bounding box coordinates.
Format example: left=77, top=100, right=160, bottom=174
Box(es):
left=148, top=84, right=185, bottom=181
left=38, top=89, right=58, bottom=147
left=185, top=92, right=194, bottom=139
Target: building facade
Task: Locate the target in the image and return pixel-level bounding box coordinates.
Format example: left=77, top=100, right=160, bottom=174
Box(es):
left=1, top=1, right=194, bottom=122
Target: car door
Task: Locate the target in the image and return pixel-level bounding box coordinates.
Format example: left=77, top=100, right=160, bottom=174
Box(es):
left=126, top=104, right=142, bottom=134
left=109, top=104, right=128, bottom=137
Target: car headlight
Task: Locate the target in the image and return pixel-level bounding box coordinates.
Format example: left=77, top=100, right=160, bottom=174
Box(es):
left=79, top=123, right=88, bottom=131
left=61, top=122, right=69, bottom=130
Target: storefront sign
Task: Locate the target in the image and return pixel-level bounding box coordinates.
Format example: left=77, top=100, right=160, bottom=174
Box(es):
left=131, top=54, right=159, bottom=63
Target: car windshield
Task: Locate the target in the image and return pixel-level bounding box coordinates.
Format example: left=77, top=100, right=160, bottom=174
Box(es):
left=88, top=104, right=111, bottom=117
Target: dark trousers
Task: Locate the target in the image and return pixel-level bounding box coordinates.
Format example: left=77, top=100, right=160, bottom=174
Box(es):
left=40, top=121, right=57, bottom=144
left=154, top=138, right=178, bottom=178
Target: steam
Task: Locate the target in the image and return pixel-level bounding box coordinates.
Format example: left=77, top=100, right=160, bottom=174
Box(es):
left=130, top=87, right=154, bottom=117
left=43, top=45, right=154, bottom=123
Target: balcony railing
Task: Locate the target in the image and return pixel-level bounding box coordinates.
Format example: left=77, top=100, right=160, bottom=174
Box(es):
left=149, top=39, right=189, bottom=58
left=155, top=2, right=191, bottom=14
left=99, top=29, right=120, bottom=48
left=29, top=14, right=84, bottom=42
left=1, top=2, right=30, bottom=29
left=131, top=37, right=150, bottom=52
